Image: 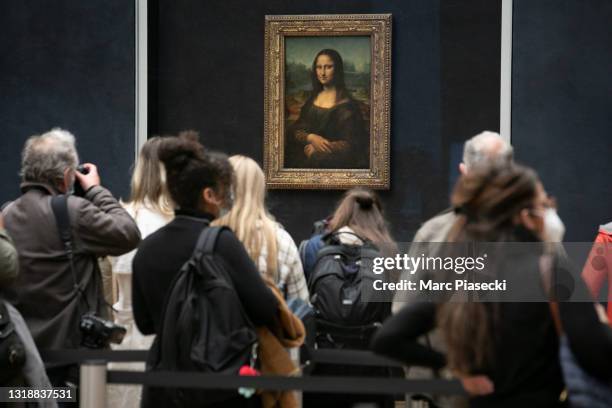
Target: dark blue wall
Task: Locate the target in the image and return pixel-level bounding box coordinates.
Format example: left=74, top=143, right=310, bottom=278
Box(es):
left=512, top=0, right=612, bottom=241
left=0, top=0, right=135, bottom=204
left=0, top=1, right=505, bottom=243
left=150, top=0, right=501, bottom=241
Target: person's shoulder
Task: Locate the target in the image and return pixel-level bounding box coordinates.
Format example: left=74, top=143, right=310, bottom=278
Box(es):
left=599, top=221, right=612, bottom=236
left=273, top=224, right=300, bottom=254
left=420, top=209, right=456, bottom=230
left=273, top=223, right=294, bottom=241
left=213, top=227, right=255, bottom=268
left=306, top=233, right=325, bottom=251
left=58, top=194, right=95, bottom=221
left=426, top=208, right=456, bottom=224
left=414, top=208, right=457, bottom=242
left=66, top=189, right=107, bottom=212
left=215, top=226, right=242, bottom=249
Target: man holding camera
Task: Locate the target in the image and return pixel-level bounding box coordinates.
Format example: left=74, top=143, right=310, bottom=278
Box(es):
left=1, top=128, right=140, bottom=388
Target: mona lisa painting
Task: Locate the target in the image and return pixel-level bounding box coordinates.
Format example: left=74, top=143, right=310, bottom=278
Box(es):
left=264, top=15, right=391, bottom=189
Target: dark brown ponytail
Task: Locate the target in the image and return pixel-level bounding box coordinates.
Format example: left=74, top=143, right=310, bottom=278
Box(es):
left=328, top=188, right=394, bottom=247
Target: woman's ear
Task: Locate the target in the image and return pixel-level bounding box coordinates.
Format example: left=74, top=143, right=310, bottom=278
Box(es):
left=201, top=187, right=213, bottom=204
left=201, top=187, right=222, bottom=216
left=202, top=187, right=221, bottom=206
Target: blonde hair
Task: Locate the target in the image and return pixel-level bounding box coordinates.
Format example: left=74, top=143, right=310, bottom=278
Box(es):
left=214, top=155, right=279, bottom=281
left=128, top=137, right=174, bottom=218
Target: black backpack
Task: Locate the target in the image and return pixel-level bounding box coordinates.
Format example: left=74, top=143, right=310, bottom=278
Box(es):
left=307, top=232, right=390, bottom=348
left=0, top=300, right=26, bottom=385
left=147, top=226, right=257, bottom=406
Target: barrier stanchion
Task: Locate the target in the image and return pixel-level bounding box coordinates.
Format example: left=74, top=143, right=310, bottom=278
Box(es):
left=289, top=347, right=302, bottom=408
left=80, top=360, right=107, bottom=408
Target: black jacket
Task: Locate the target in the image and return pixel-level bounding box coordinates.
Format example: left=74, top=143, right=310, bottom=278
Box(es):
left=132, top=209, right=278, bottom=336
left=132, top=210, right=279, bottom=408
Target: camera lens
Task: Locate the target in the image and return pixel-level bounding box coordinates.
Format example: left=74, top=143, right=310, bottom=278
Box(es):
left=76, top=165, right=89, bottom=175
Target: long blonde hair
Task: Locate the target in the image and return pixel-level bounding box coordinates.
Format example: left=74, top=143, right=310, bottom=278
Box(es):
left=128, top=137, right=174, bottom=218
left=214, top=155, right=279, bottom=281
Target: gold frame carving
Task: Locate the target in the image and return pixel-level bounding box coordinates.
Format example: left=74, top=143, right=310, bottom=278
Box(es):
left=264, top=14, right=392, bottom=189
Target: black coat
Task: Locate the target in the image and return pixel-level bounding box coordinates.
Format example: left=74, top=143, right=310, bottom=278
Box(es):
left=132, top=210, right=279, bottom=408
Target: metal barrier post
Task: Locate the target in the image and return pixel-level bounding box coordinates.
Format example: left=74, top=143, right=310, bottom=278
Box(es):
left=289, top=347, right=302, bottom=408
left=80, top=360, right=107, bottom=408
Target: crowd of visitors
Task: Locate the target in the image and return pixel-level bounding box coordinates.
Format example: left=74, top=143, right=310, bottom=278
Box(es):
left=0, top=128, right=610, bottom=408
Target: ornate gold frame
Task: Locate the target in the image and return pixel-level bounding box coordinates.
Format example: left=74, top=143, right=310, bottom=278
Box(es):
left=264, top=14, right=392, bottom=189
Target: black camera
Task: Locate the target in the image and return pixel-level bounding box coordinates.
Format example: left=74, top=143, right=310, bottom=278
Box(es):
left=79, top=313, right=126, bottom=349
left=73, top=165, right=89, bottom=197
left=76, top=164, right=90, bottom=175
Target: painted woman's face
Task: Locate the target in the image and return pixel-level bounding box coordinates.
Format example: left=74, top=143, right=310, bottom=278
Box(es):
left=315, top=54, right=335, bottom=86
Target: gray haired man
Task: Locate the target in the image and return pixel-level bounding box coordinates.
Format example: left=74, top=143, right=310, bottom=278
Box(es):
left=416, top=131, right=512, bottom=242
left=1, top=128, right=140, bottom=388
left=392, top=131, right=512, bottom=312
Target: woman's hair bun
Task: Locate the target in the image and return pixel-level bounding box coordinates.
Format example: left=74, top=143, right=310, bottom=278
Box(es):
left=355, top=195, right=374, bottom=209
left=158, top=131, right=205, bottom=173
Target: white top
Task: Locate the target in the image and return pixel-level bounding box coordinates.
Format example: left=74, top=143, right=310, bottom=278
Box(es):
left=109, top=203, right=170, bottom=350
left=111, top=203, right=169, bottom=274
left=107, top=203, right=171, bottom=408
left=335, top=225, right=365, bottom=245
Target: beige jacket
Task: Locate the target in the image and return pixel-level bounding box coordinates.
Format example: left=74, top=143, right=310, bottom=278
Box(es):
left=258, top=277, right=305, bottom=408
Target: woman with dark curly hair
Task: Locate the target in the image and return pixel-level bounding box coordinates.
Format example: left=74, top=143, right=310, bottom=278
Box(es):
left=132, top=132, right=278, bottom=408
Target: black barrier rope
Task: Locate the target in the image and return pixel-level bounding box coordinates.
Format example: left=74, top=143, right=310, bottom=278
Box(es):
left=41, top=349, right=403, bottom=368
left=41, top=349, right=148, bottom=364
left=106, top=370, right=466, bottom=396
left=42, top=349, right=467, bottom=396
left=307, top=349, right=403, bottom=368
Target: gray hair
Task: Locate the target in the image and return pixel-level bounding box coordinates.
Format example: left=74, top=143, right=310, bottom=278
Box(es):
left=20, top=128, right=79, bottom=186
left=462, top=131, right=513, bottom=170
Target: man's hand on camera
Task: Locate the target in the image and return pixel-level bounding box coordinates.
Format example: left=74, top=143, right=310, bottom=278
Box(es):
left=75, top=163, right=101, bottom=192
